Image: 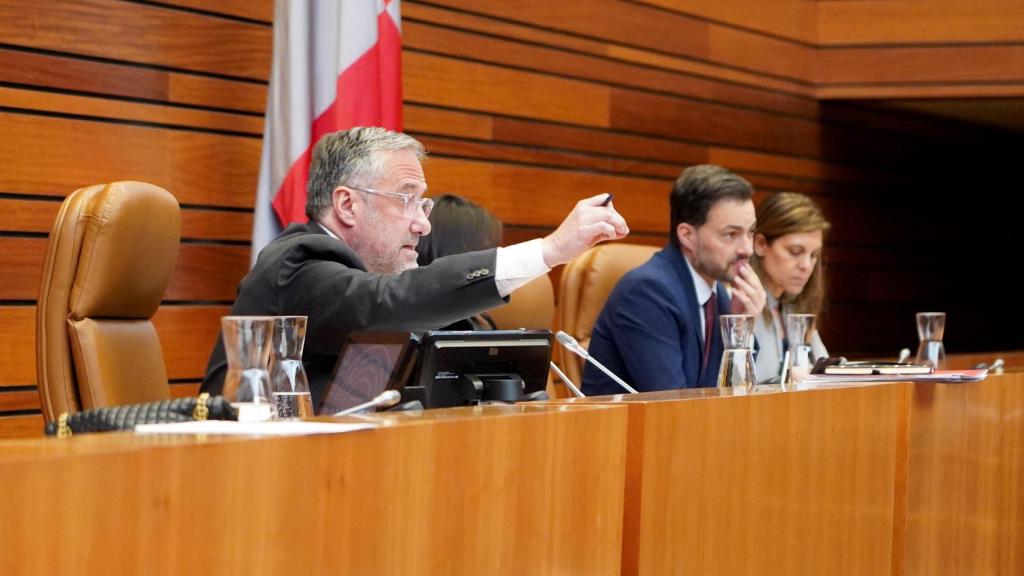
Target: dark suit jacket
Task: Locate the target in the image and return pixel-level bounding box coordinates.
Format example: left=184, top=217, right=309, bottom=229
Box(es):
left=201, top=223, right=506, bottom=406
left=581, top=245, right=731, bottom=395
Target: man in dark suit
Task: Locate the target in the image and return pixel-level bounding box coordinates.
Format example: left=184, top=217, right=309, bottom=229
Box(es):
left=582, top=165, right=766, bottom=395
left=202, top=127, right=629, bottom=405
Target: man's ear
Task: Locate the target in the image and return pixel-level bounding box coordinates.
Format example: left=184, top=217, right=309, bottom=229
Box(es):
left=333, top=186, right=358, bottom=227
left=676, top=223, right=697, bottom=251
left=753, top=233, right=768, bottom=257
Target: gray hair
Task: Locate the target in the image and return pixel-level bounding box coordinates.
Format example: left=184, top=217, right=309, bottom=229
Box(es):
left=305, top=127, right=426, bottom=220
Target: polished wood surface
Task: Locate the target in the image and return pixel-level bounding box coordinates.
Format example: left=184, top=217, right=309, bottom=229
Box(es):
left=0, top=404, right=628, bottom=575
left=902, top=372, right=1024, bottom=575
left=564, top=384, right=906, bottom=575
left=557, top=374, right=1024, bottom=575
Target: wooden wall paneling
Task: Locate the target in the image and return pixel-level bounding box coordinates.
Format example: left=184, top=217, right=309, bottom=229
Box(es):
left=490, top=117, right=709, bottom=168
left=0, top=415, right=43, bottom=438
left=404, top=19, right=817, bottom=119
left=415, top=134, right=681, bottom=181
left=0, top=47, right=267, bottom=113
left=0, top=239, right=247, bottom=303
left=403, top=52, right=611, bottom=128
left=418, top=0, right=711, bottom=63
left=163, top=245, right=250, bottom=302
left=156, top=0, right=274, bottom=23
left=707, top=24, right=813, bottom=83
left=637, top=0, right=816, bottom=42
left=604, top=43, right=812, bottom=96
left=0, top=86, right=263, bottom=135
left=178, top=210, right=254, bottom=242
left=0, top=0, right=271, bottom=79
left=0, top=389, right=38, bottom=412
left=404, top=105, right=495, bottom=141
left=152, top=306, right=231, bottom=380
left=423, top=157, right=667, bottom=233
left=0, top=303, right=232, bottom=389
left=817, top=0, right=1024, bottom=45
left=0, top=112, right=260, bottom=207
left=0, top=198, right=253, bottom=243
left=818, top=45, right=1024, bottom=87
left=0, top=307, right=36, bottom=387
left=609, top=88, right=822, bottom=157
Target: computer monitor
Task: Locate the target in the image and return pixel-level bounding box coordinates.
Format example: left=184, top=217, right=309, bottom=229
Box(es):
left=317, top=332, right=419, bottom=415
left=411, top=329, right=553, bottom=408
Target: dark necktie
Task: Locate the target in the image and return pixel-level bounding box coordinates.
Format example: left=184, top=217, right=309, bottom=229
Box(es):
left=700, top=293, right=717, bottom=378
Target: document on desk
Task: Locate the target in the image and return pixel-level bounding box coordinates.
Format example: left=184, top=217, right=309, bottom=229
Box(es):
left=803, top=368, right=988, bottom=387
left=134, top=420, right=377, bottom=436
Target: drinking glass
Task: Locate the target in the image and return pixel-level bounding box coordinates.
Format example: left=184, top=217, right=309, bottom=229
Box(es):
left=717, top=314, right=756, bottom=389
left=269, top=316, right=313, bottom=419
left=915, top=312, right=947, bottom=369
left=221, top=316, right=276, bottom=422
left=785, top=313, right=817, bottom=385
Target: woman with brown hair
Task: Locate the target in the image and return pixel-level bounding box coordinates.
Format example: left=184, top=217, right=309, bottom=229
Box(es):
left=750, top=192, right=831, bottom=382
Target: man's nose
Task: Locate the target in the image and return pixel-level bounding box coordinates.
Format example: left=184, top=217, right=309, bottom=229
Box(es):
left=410, top=209, right=431, bottom=236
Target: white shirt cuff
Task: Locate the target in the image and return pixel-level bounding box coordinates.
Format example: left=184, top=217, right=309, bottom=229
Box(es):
left=495, top=239, right=550, bottom=297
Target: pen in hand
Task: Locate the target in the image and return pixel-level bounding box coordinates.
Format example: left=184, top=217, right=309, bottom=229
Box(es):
left=600, top=193, right=614, bottom=207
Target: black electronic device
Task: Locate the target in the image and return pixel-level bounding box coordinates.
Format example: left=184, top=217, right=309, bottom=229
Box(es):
left=410, top=330, right=553, bottom=408
left=317, top=332, right=419, bottom=415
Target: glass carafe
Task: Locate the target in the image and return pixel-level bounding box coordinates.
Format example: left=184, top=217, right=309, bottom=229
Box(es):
left=717, top=314, right=756, bottom=389
left=270, top=316, right=313, bottom=419
left=785, top=313, right=817, bottom=386
left=915, top=312, right=947, bottom=369
left=221, top=316, right=276, bottom=422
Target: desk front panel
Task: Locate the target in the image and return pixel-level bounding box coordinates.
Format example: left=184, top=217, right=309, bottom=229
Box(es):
left=0, top=404, right=628, bottom=576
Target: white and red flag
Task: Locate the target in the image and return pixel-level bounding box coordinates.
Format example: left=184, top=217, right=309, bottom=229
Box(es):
left=251, top=0, right=403, bottom=262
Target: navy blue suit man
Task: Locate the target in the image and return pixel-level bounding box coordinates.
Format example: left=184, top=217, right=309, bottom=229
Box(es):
left=582, top=165, right=767, bottom=395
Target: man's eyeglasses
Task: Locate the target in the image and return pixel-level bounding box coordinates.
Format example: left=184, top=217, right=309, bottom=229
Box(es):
left=349, top=186, right=434, bottom=218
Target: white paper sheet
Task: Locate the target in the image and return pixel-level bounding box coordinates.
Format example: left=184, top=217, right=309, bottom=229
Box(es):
left=134, top=420, right=376, bottom=436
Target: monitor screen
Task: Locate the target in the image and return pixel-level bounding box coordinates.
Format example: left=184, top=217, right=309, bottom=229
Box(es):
left=317, top=332, right=419, bottom=415
left=411, top=329, right=553, bottom=408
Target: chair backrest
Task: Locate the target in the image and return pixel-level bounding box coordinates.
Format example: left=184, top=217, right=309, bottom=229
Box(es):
left=36, top=182, right=180, bottom=423
left=486, top=274, right=555, bottom=331
left=558, top=243, right=659, bottom=384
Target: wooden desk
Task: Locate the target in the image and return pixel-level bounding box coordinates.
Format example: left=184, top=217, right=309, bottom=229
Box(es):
left=0, top=404, right=628, bottom=576
left=560, top=374, right=1024, bottom=576
left=562, top=384, right=906, bottom=575
left=901, top=372, right=1024, bottom=575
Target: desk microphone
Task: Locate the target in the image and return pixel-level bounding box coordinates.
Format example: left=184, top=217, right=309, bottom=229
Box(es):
left=549, top=361, right=585, bottom=398
left=555, top=331, right=637, bottom=394
left=333, top=390, right=402, bottom=416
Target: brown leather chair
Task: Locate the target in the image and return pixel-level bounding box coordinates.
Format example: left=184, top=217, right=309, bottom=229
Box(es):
left=486, top=274, right=555, bottom=331
left=485, top=274, right=563, bottom=397
left=558, top=243, right=659, bottom=385
left=36, top=182, right=180, bottom=423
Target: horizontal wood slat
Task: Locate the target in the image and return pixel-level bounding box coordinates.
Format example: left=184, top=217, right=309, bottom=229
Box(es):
left=403, top=19, right=816, bottom=119
left=0, top=414, right=43, bottom=438
left=632, top=0, right=816, bottom=43
left=817, top=0, right=1024, bottom=45
left=157, top=0, right=273, bottom=23
left=0, top=305, right=229, bottom=387
left=0, top=86, right=263, bottom=134
left=818, top=45, right=1024, bottom=86
left=0, top=47, right=267, bottom=113
left=0, top=199, right=253, bottom=242
left=0, top=0, right=271, bottom=79
left=0, top=239, right=247, bottom=302
left=404, top=51, right=611, bottom=128
left=424, top=157, right=667, bottom=233
left=0, top=111, right=259, bottom=208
